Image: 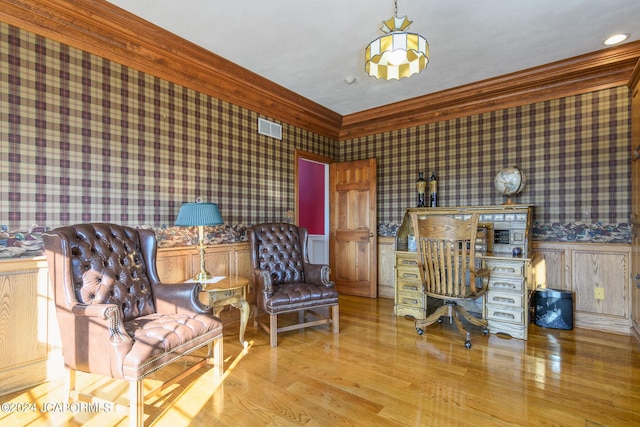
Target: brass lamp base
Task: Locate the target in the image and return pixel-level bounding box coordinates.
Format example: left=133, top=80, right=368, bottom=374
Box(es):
left=192, top=225, right=212, bottom=282
left=193, top=270, right=213, bottom=282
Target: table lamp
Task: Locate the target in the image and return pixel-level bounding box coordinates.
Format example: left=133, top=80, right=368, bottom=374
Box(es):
left=175, top=200, right=224, bottom=282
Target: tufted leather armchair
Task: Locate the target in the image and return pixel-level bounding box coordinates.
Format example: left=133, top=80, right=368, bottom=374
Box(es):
left=248, top=222, right=339, bottom=347
left=43, top=223, right=224, bottom=427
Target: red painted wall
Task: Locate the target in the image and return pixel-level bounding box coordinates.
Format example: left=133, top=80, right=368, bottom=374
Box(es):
left=298, top=159, right=325, bottom=235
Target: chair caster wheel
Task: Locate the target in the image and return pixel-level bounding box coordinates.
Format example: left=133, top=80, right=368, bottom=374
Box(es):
left=482, top=328, right=489, bottom=335
left=416, top=328, right=424, bottom=335
left=465, top=340, right=472, bottom=349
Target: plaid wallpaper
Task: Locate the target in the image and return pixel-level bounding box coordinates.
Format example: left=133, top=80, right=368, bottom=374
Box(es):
left=339, top=87, right=632, bottom=227
left=0, top=23, right=334, bottom=229
left=0, top=23, right=632, bottom=233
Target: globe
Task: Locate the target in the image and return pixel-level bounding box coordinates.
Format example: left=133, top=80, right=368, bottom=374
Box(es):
left=494, top=166, right=527, bottom=205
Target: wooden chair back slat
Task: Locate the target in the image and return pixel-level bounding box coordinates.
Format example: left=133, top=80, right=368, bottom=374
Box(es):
left=410, top=213, right=484, bottom=299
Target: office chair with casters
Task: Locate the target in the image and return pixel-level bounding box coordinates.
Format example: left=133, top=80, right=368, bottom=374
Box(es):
left=248, top=222, right=339, bottom=347
left=410, top=213, right=490, bottom=348
left=43, top=223, right=224, bottom=427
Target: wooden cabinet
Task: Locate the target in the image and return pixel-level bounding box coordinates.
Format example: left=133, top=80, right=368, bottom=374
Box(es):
left=483, top=257, right=531, bottom=339
left=394, top=205, right=534, bottom=339
left=532, top=241, right=632, bottom=334
left=0, top=258, right=63, bottom=396
left=394, top=251, right=426, bottom=318
left=377, top=237, right=396, bottom=299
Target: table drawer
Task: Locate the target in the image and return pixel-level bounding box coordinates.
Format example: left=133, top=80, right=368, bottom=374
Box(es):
left=485, top=260, right=524, bottom=277
left=489, top=277, right=524, bottom=293
left=397, top=294, right=425, bottom=308
left=486, top=305, right=523, bottom=325
left=487, top=291, right=523, bottom=309
left=397, top=268, right=421, bottom=284
left=397, top=280, right=422, bottom=294
left=396, top=252, right=419, bottom=269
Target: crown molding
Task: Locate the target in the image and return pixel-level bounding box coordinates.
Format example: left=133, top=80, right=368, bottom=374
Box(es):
left=2, top=0, right=640, bottom=142
left=0, top=0, right=343, bottom=139
left=340, top=41, right=640, bottom=140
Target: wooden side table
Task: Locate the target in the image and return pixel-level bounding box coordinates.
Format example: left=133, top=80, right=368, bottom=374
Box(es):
left=194, top=276, right=251, bottom=347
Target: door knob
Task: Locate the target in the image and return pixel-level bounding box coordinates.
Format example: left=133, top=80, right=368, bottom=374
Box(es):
left=369, top=233, right=375, bottom=237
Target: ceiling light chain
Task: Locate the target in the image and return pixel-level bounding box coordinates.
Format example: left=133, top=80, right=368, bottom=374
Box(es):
left=365, top=0, right=429, bottom=80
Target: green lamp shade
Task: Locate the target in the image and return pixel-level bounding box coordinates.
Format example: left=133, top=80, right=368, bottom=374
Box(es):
left=175, top=202, right=224, bottom=226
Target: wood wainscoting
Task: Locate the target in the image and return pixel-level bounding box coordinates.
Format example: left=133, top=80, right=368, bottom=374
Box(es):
left=0, top=258, right=63, bottom=396
left=532, top=241, right=633, bottom=334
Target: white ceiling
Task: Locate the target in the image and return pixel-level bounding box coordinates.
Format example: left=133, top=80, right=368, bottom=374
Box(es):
left=106, top=0, right=640, bottom=116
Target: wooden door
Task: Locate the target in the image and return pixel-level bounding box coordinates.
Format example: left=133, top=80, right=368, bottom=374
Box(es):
left=630, top=62, right=640, bottom=336
left=329, top=158, right=377, bottom=297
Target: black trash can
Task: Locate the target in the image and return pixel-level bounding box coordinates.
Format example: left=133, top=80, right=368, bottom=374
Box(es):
left=533, top=288, right=573, bottom=330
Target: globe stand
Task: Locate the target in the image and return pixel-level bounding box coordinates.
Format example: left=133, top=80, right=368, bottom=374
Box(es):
left=502, top=196, right=516, bottom=206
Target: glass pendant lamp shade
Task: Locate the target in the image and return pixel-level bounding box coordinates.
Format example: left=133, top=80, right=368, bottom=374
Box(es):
left=365, top=3, right=429, bottom=80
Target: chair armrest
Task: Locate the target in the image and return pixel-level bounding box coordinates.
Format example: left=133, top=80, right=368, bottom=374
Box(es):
left=152, top=282, right=212, bottom=315
left=303, top=263, right=334, bottom=287
left=475, top=268, right=490, bottom=277
left=64, top=302, right=132, bottom=376
left=69, top=302, right=130, bottom=343
left=253, top=268, right=274, bottom=295
left=70, top=301, right=119, bottom=318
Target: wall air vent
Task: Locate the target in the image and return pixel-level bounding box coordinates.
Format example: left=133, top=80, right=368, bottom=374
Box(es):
left=258, top=118, right=282, bottom=140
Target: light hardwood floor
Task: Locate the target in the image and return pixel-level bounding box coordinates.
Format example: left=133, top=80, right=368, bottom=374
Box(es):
left=2, top=295, right=639, bottom=426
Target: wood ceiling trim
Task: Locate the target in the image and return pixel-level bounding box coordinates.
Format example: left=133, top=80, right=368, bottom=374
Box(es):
left=2, top=0, right=640, bottom=142
left=339, top=41, right=640, bottom=140
left=0, top=0, right=343, bottom=139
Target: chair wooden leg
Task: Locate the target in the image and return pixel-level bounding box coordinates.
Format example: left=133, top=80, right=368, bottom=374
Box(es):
left=64, top=368, right=75, bottom=404
left=416, top=304, right=449, bottom=330
left=451, top=308, right=470, bottom=342
left=209, top=336, right=224, bottom=378
left=456, top=305, right=489, bottom=328
left=331, top=304, right=339, bottom=333
left=270, top=314, right=278, bottom=347
left=129, top=380, right=144, bottom=427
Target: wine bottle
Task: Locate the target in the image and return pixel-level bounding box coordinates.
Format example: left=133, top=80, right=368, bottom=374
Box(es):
left=416, top=172, right=427, bottom=207
left=429, top=173, right=438, bottom=207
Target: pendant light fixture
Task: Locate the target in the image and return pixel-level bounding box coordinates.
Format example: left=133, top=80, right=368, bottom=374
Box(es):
left=365, top=0, right=429, bottom=80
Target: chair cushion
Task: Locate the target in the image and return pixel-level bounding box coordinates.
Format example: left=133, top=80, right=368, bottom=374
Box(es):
left=265, top=283, right=339, bottom=313
left=122, top=313, right=223, bottom=380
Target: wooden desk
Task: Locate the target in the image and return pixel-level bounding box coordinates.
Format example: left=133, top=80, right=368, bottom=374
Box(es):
left=196, top=276, right=251, bottom=347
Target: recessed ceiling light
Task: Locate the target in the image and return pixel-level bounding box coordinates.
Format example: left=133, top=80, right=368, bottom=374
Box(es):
left=604, top=33, right=629, bottom=46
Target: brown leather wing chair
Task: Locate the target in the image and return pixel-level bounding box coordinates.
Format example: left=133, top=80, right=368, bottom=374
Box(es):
left=248, top=223, right=339, bottom=347
left=43, top=223, right=224, bottom=427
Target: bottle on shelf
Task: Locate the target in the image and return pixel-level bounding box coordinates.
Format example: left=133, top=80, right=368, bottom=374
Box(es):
left=416, top=172, right=427, bottom=207
left=429, top=172, right=438, bottom=207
